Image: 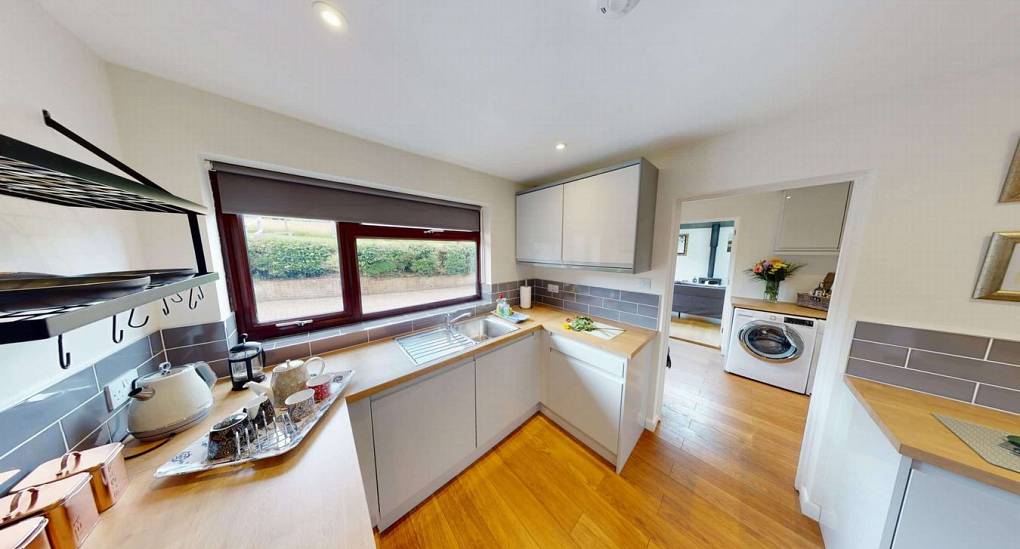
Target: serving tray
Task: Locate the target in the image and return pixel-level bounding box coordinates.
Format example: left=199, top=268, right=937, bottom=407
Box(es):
left=154, top=370, right=354, bottom=478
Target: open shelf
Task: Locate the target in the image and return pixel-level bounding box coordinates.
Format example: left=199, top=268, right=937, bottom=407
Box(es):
left=0, top=273, right=219, bottom=344
left=0, top=134, right=207, bottom=214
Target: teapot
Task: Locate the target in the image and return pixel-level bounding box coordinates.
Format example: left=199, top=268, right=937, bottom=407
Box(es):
left=269, top=357, right=325, bottom=405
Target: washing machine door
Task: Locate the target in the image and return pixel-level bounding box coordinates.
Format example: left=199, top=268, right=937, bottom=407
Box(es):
left=738, top=321, right=804, bottom=363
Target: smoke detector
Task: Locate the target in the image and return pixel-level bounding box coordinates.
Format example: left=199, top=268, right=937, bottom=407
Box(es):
left=596, top=0, right=641, bottom=18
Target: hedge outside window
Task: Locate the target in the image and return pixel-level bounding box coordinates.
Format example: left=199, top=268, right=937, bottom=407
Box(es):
left=219, top=213, right=481, bottom=340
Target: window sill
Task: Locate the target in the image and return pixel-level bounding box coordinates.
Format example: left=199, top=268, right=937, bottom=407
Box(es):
left=260, top=297, right=511, bottom=364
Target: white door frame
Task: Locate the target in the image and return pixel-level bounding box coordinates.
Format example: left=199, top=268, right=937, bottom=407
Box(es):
left=650, top=170, right=874, bottom=518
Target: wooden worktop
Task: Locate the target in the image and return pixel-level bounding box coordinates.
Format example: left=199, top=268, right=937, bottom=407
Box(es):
left=85, top=381, right=375, bottom=549
left=731, top=296, right=828, bottom=320
left=327, top=303, right=657, bottom=403
left=83, top=304, right=655, bottom=548
left=845, top=376, right=1020, bottom=496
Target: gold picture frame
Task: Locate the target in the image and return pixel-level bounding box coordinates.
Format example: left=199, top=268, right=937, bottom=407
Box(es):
left=1000, top=139, right=1020, bottom=203
left=973, top=232, right=1020, bottom=301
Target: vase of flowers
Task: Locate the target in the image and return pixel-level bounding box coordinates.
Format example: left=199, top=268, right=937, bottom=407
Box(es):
left=747, top=258, right=802, bottom=303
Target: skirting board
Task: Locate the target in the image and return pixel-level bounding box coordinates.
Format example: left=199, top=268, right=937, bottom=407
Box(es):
left=377, top=404, right=541, bottom=531
left=539, top=405, right=618, bottom=465
left=799, top=488, right=821, bottom=521
left=644, top=414, right=660, bottom=431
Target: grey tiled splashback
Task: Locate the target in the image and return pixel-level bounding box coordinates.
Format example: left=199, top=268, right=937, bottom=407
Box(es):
left=846, top=321, right=1020, bottom=414
left=526, top=278, right=660, bottom=330
left=0, top=333, right=167, bottom=494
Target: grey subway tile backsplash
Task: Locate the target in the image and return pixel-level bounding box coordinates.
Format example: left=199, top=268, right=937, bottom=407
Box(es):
left=637, top=304, right=659, bottom=318
left=265, top=342, right=311, bottom=365
left=70, top=424, right=112, bottom=453
left=618, top=312, right=658, bottom=330
left=908, top=350, right=1020, bottom=390
left=310, top=331, right=368, bottom=355
left=107, top=407, right=129, bottom=443
left=853, top=321, right=989, bottom=359
left=589, top=286, right=620, bottom=300
left=161, top=320, right=227, bottom=349
left=588, top=306, right=620, bottom=321
left=521, top=277, right=661, bottom=330
left=207, top=359, right=231, bottom=379
left=846, top=321, right=1020, bottom=415
left=573, top=294, right=604, bottom=307
left=59, top=393, right=113, bottom=451
left=847, top=358, right=976, bottom=402
left=95, top=336, right=153, bottom=387
left=974, top=385, right=1020, bottom=414
left=0, top=367, right=98, bottom=457
left=368, top=321, right=413, bottom=341
left=562, top=301, right=589, bottom=314
left=148, top=331, right=164, bottom=356
left=988, top=339, right=1020, bottom=366
left=620, top=290, right=659, bottom=307
left=0, top=424, right=66, bottom=495
left=165, top=340, right=229, bottom=365
left=540, top=296, right=564, bottom=308
left=849, top=340, right=909, bottom=367
left=603, top=299, right=638, bottom=314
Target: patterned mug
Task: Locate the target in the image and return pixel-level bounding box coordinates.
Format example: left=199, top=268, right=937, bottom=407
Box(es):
left=284, top=389, right=316, bottom=422
left=306, top=375, right=332, bottom=403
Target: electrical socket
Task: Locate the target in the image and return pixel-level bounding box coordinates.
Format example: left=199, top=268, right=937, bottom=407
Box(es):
left=547, top=283, right=559, bottom=293
left=104, top=369, right=136, bottom=411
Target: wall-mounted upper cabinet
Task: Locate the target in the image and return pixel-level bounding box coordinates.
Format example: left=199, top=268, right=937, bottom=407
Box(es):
left=774, top=181, right=852, bottom=254
left=516, top=159, right=658, bottom=273
left=516, top=184, right=563, bottom=264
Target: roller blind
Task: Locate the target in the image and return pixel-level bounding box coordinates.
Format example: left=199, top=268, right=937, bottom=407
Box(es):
left=211, top=163, right=481, bottom=232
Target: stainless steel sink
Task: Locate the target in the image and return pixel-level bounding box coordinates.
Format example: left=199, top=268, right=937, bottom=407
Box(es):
left=453, top=316, right=519, bottom=343
left=395, top=316, right=519, bottom=365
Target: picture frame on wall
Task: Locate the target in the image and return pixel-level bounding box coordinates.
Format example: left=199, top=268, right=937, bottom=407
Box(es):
left=1000, top=139, right=1020, bottom=203
left=973, top=232, right=1020, bottom=302
left=677, top=233, right=689, bottom=256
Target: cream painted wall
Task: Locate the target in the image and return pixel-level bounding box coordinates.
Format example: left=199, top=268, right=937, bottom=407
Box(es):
left=0, top=2, right=157, bottom=411
left=681, top=192, right=838, bottom=302
left=645, top=63, right=1020, bottom=543
left=105, top=66, right=521, bottom=327
left=674, top=227, right=713, bottom=283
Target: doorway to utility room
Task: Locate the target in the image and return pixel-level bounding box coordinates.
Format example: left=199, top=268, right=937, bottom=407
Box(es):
left=670, top=220, right=735, bottom=349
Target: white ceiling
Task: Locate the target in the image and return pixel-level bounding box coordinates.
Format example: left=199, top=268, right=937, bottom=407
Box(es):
left=38, top=0, right=1020, bottom=182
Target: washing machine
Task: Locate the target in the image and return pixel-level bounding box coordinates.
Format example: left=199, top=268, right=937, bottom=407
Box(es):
left=724, top=307, right=822, bottom=394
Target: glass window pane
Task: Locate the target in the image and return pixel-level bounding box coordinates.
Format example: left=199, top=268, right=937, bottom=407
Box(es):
left=356, top=238, right=477, bottom=314
left=243, top=215, right=343, bottom=323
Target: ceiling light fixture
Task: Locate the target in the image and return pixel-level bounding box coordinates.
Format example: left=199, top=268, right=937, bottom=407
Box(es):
left=313, top=2, right=345, bottom=29
left=555, top=143, right=567, bottom=151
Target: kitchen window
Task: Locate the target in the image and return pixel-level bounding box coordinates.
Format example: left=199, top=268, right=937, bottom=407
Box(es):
left=211, top=165, right=482, bottom=340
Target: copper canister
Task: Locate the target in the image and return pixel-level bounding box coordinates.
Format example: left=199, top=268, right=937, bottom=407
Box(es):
left=0, top=517, right=51, bottom=549
left=0, top=474, right=98, bottom=549
left=12, top=443, right=127, bottom=512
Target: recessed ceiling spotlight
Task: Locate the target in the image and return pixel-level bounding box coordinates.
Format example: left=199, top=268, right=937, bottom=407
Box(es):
left=313, top=1, right=345, bottom=29
left=555, top=143, right=567, bottom=151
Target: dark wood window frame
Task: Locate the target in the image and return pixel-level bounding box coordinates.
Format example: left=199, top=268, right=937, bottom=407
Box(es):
left=212, top=175, right=482, bottom=340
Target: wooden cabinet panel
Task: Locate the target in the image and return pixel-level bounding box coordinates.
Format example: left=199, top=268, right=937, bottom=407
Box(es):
left=371, top=360, right=475, bottom=522
left=476, top=334, right=540, bottom=447
left=516, top=185, right=563, bottom=263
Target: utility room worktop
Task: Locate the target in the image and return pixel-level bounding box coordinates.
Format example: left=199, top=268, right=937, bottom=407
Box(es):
left=731, top=296, right=827, bottom=320
left=845, top=375, right=1020, bottom=496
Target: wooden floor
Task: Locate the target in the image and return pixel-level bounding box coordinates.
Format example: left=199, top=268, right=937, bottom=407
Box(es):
left=669, top=316, right=723, bottom=349
left=376, top=339, right=823, bottom=548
